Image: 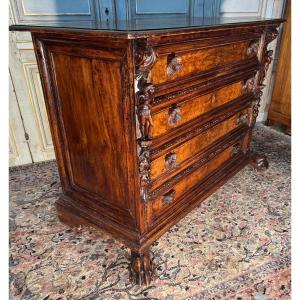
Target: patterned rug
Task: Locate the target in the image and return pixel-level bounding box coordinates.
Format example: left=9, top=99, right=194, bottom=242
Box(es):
left=9, top=124, right=291, bottom=300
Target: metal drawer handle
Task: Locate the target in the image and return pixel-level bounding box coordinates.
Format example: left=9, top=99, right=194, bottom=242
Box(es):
left=236, top=113, right=248, bottom=125
left=166, top=53, right=183, bottom=76
left=162, top=189, right=176, bottom=206
left=165, top=152, right=178, bottom=170
left=168, top=104, right=182, bottom=126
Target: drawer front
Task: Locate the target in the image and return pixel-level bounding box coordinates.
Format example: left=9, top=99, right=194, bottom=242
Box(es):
left=150, top=110, right=248, bottom=181
left=151, top=41, right=250, bottom=85
left=152, top=81, right=243, bottom=138
left=151, top=141, right=242, bottom=220
left=151, top=146, right=232, bottom=219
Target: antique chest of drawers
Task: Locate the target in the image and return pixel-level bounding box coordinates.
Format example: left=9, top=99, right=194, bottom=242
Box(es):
left=10, top=17, right=283, bottom=285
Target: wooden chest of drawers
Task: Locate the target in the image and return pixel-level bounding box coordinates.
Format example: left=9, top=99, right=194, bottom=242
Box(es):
left=10, top=17, right=283, bottom=285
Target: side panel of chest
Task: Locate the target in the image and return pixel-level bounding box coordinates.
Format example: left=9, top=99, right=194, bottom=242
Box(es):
left=32, top=34, right=139, bottom=232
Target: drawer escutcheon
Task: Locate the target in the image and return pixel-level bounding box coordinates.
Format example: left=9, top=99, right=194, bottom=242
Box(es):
left=166, top=53, right=183, bottom=77
left=236, top=113, right=249, bottom=126
left=165, top=152, right=178, bottom=170
left=168, top=104, right=182, bottom=126
left=162, top=189, right=176, bottom=205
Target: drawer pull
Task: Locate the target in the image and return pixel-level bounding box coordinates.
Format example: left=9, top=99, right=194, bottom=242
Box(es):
left=168, top=104, right=182, bottom=126
left=236, top=113, right=248, bottom=125
left=162, top=189, right=176, bottom=205
left=165, top=152, right=178, bottom=170
left=166, top=53, right=183, bottom=76
left=247, top=40, right=259, bottom=58
left=232, top=144, right=241, bottom=156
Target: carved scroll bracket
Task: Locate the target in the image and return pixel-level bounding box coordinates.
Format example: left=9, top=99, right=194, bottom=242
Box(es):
left=135, top=39, right=157, bottom=141
left=135, top=39, right=157, bottom=83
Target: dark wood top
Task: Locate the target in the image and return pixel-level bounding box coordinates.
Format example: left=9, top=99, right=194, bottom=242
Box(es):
left=9, top=16, right=284, bottom=38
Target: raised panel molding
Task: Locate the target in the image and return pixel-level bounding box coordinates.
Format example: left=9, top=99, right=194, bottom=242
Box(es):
left=9, top=32, right=56, bottom=163
left=135, top=0, right=189, bottom=14
left=218, top=0, right=270, bottom=17
left=20, top=0, right=92, bottom=16
left=9, top=72, right=32, bottom=166
left=9, top=0, right=115, bottom=23
left=22, top=63, right=54, bottom=152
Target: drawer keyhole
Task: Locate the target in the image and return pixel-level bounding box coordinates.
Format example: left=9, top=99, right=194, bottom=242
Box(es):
left=165, top=152, right=178, bottom=170
left=162, top=189, right=176, bottom=205
left=168, top=104, right=182, bottom=126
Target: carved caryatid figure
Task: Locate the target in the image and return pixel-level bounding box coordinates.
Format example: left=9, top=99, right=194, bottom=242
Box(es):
left=138, top=83, right=155, bottom=140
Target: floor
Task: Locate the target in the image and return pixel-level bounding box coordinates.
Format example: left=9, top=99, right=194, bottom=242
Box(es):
left=9, top=124, right=291, bottom=300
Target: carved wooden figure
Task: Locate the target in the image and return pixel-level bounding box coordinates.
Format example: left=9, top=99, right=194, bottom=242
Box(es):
left=10, top=17, right=283, bottom=285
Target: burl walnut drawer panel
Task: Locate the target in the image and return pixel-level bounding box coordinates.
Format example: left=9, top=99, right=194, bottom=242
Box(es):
left=151, top=144, right=235, bottom=220
left=151, top=81, right=243, bottom=138
left=151, top=41, right=250, bottom=85
left=150, top=110, right=248, bottom=182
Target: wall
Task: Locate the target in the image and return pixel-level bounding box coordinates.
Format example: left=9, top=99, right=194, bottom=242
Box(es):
left=9, top=0, right=286, bottom=166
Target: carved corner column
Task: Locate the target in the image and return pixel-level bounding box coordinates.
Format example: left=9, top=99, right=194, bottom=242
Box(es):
left=133, top=39, right=157, bottom=285
left=246, top=27, right=279, bottom=170
left=135, top=39, right=157, bottom=206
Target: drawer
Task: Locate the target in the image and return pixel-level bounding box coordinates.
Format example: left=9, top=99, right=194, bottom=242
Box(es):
left=151, top=40, right=251, bottom=85
left=150, top=141, right=242, bottom=220
left=150, top=110, right=248, bottom=182
left=151, top=81, right=244, bottom=138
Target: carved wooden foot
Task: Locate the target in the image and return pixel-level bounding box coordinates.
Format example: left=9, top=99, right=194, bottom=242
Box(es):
left=250, top=154, right=269, bottom=171
left=129, top=250, right=154, bottom=285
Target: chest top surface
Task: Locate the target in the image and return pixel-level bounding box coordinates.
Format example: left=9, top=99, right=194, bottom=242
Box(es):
left=9, top=16, right=283, bottom=37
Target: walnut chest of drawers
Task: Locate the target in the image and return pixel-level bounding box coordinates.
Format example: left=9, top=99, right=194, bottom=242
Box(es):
left=10, top=17, right=283, bottom=285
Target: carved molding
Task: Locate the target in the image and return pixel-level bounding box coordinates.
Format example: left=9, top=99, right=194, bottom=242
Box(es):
left=138, top=141, right=151, bottom=204
left=135, top=39, right=157, bottom=204
left=243, top=27, right=279, bottom=126
left=135, top=39, right=157, bottom=81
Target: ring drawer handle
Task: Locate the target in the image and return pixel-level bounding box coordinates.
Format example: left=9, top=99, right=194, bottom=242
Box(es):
left=236, top=113, right=248, bottom=125
left=168, top=104, right=182, bottom=126
left=166, top=53, right=183, bottom=76
left=165, top=152, right=178, bottom=170
left=162, top=189, right=176, bottom=206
